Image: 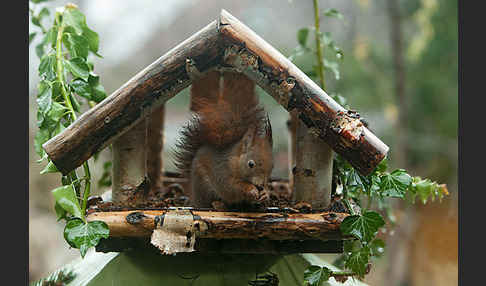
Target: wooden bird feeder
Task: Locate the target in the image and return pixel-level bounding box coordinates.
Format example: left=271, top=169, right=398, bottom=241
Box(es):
left=43, top=10, right=388, bottom=255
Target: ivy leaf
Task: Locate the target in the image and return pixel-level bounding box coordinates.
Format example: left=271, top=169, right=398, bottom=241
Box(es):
left=64, top=58, right=90, bottom=81
left=52, top=185, right=83, bottom=219
left=297, top=28, right=310, bottom=47
left=83, top=26, right=100, bottom=54
left=323, top=8, right=343, bottom=19
left=374, top=157, right=388, bottom=174
left=29, top=32, right=37, bottom=45
left=341, top=210, right=385, bottom=243
left=323, top=59, right=340, bottom=80
left=88, top=73, right=107, bottom=102
left=70, top=79, right=91, bottom=99
left=42, top=102, right=66, bottom=133
left=344, top=167, right=369, bottom=194
left=63, top=8, right=86, bottom=35
left=39, top=53, right=57, bottom=81
left=62, top=33, right=89, bottom=59
left=64, top=219, right=110, bottom=258
left=379, top=169, right=412, bottom=198
left=54, top=202, right=68, bottom=222
left=36, top=81, right=52, bottom=115
left=40, top=160, right=58, bottom=174
left=369, top=239, right=385, bottom=257
left=345, top=246, right=370, bottom=278
left=303, top=265, right=331, bottom=286
left=34, top=128, right=50, bottom=158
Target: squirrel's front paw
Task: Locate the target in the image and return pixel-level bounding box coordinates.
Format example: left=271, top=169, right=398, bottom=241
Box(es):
left=258, top=189, right=271, bottom=202
left=243, top=186, right=260, bottom=202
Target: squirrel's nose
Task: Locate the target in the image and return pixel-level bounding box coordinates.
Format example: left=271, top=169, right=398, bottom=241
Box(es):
left=255, top=184, right=264, bottom=191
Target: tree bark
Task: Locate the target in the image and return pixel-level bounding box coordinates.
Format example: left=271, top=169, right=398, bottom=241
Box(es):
left=147, top=105, right=165, bottom=194
left=86, top=209, right=350, bottom=240
left=112, top=119, right=148, bottom=206
left=292, top=119, right=333, bottom=209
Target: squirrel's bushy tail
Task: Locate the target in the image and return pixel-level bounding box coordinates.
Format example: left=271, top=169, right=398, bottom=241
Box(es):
left=173, top=71, right=271, bottom=175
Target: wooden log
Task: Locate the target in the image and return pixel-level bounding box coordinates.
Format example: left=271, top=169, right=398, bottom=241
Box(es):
left=43, top=20, right=222, bottom=175
left=219, top=9, right=388, bottom=176
left=112, top=119, right=148, bottom=206
left=293, top=119, right=333, bottom=208
left=95, top=237, right=344, bottom=254
left=147, top=104, right=165, bottom=193
left=86, top=209, right=349, bottom=240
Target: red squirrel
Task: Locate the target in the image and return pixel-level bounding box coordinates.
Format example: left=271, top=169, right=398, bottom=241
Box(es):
left=174, top=71, right=273, bottom=209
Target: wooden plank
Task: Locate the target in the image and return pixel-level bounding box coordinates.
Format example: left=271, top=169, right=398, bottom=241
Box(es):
left=86, top=209, right=349, bottom=240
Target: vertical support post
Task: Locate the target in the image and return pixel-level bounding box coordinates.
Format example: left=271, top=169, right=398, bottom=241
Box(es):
left=147, top=105, right=165, bottom=194
left=112, top=119, right=148, bottom=206
left=292, top=118, right=333, bottom=209
left=287, top=110, right=298, bottom=190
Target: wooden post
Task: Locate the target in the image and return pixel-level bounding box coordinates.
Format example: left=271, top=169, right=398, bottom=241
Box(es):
left=287, top=111, right=298, bottom=190
left=112, top=119, right=148, bottom=206
left=292, top=119, right=333, bottom=209
left=147, top=105, right=165, bottom=193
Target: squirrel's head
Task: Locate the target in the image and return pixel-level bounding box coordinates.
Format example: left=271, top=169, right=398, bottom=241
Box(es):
left=237, top=116, right=273, bottom=190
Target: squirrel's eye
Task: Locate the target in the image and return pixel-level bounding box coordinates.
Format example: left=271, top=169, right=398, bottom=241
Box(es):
left=248, top=160, right=255, bottom=168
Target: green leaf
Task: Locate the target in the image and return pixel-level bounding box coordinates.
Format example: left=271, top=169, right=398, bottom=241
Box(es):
left=64, top=58, right=90, bottom=81
left=40, top=160, right=58, bottom=174
left=64, top=219, right=110, bottom=258
left=63, top=8, right=87, bottom=35
left=344, top=168, right=369, bottom=194
left=69, top=92, right=81, bottom=112
left=62, top=33, right=89, bottom=59
left=31, top=0, right=51, bottom=3
left=341, top=210, right=385, bottom=243
left=345, top=246, right=370, bottom=278
left=42, top=102, right=66, bottom=133
left=88, top=73, right=107, bottom=102
left=379, top=169, right=412, bottom=198
left=83, top=26, right=100, bottom=54
left=34, top=128, right=50, bottom=158
left=29, top=32, right=37, bottom=45
left=323, top=59, right=340, bottom=80
left=369, top=239, right=385, bottom=257
left=323, top=8, right=343, bottom=19
left=70, top=79, right=91, bottom=99
left=54, top=202, right=68, bottom=221
left=303, top=265, right=331, bottom=286
left=52, top=185, right=83, bottom=219
left=297, top=28, right=310, bottom=47
left=375, top=157, right=388, bottom=173
left=36, top=81, right=52, bottom=115
left=38, top=54, right=57, bottom=81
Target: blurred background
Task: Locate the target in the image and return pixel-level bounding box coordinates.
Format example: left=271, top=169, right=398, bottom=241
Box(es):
left=28, top=0, right=458, bottom=285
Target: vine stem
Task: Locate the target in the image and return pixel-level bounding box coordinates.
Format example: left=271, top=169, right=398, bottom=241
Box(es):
left=55, top=10, right=92, bottom=221
left=313, top=0, right=326, bottom=91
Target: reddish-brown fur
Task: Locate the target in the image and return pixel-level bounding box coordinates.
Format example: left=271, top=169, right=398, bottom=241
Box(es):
left=174, top=71, right=273, bottom=208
